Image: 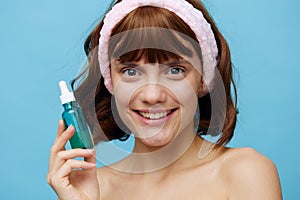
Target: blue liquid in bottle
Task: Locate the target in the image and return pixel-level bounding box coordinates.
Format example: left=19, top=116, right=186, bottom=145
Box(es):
left=59, top=81, right=94, bottom=149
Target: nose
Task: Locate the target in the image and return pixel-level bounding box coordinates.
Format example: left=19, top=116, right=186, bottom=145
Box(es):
left=140, top=84, right=167, bottom=104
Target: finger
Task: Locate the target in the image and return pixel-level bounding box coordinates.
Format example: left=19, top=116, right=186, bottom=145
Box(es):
left=51, top=149, right=95, bottom=172
left=49, top=125, right=75, bottom=165
left=55, top=149, right=95, bottom=166
left=59, top=149, right=95, bottom=160
left=56, top=119, right=66, bottom=138
left=84, top=149, right=96, bottom=164
left=53, top=125, right=74, bottom=152
left=55, top=159, right=96, bottom=180
left=48, top=120, right=67, bottom=169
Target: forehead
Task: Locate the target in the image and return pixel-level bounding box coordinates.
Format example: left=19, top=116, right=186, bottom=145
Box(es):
left=108, top=27, right=202, bottom=65
left=107, top=6, right=203, bottom=64
left=114, top=57, right=192, bottom=66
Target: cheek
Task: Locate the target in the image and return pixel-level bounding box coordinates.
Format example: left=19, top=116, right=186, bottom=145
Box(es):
left=113, top=80, right=142, bottom=105
left=112, top=80, right=141, bottom=128
left=162, top=77, right=198, bottom=105
left=162, top=80, right=199, bottom=123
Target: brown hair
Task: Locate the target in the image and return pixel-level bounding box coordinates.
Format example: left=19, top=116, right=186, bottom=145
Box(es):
left=72, top=0, right=238, bottom=147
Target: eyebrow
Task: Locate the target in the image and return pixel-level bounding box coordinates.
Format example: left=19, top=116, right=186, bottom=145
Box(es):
left=113, top=61, right=138, bottom=67
left=162, top=59, right=191, bottom=66
left=114, top=59, right=191, bottom=66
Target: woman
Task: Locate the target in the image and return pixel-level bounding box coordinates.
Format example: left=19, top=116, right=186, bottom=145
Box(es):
left=47, top=0, right=282, bottom=199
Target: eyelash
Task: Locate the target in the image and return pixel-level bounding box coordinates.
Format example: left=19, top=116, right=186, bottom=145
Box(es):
left=122, top=68, right=139, bottom=76
left=166, top=66, right=186, bottom=75
left=119, top=64, right=187, bottom=78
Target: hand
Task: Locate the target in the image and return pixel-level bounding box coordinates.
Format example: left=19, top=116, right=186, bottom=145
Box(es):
left=47, top=120, right=100, bottom=200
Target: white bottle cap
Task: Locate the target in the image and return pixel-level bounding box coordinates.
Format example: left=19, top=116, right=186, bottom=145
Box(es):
left=59, top=80, right=76, bottom=104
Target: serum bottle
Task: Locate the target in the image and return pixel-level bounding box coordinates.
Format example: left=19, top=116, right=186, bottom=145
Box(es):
left=59, top=80, right=94, bottom=149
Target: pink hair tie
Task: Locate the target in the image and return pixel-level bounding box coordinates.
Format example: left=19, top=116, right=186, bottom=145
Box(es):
left=98, top=0, right=218, bottom=94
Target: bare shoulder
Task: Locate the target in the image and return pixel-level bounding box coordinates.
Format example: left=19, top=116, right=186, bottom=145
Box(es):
left=220, top=147, right=282, bottom=200
left=221, top=147, right=278, bottom=176
left=96, top=165, right=115, bottom=182
left=221, top=147, right=275, bottom=166
left=96, top=165, right=119, bottom=199
left=96, top=166, right=116, bottom=187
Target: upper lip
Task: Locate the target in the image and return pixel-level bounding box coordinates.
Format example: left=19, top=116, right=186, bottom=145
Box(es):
left=132, top=108, right=177, bottom=113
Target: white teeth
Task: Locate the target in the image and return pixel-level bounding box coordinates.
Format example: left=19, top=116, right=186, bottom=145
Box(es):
left=139, top=111, right=170, bottom=119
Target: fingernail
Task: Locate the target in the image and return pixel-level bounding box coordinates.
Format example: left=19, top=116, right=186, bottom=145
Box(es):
left=67, top=125, right=73, bottom=131
left=86, top=149, right=95, bottom=154
left=88, top=163, right=97, bottom=167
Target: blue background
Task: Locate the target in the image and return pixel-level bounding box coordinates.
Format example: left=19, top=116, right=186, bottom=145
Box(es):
left=0, top=0, right=299, bottom=199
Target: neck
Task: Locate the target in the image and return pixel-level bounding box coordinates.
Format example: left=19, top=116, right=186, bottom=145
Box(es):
left=112, top=125, right=206, bottom=174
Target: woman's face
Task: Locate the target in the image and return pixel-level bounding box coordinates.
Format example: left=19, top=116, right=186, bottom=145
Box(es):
left=110, top=55, right=202, bottom=147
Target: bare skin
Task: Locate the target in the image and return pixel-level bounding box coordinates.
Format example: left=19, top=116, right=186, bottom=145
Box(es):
left=47, top=57, right=282, bottom=199
left=97, top=136, right=282, bottom=200
left=47, top=121, right=100, bottom=200
left=97, top=58, right=282, bottom=199
left=47, top=122, right=282, bottom=200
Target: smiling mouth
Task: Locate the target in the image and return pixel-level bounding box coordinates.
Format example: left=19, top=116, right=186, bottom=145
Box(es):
left=133, top=109, right=177, bottom=120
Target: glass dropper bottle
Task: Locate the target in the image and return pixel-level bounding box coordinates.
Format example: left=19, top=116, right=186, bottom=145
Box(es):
left=59, top=80, right=94, bottom=149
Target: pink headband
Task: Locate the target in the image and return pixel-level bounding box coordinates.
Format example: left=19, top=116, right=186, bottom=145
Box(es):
left=98, top=0, right=218, bottom=93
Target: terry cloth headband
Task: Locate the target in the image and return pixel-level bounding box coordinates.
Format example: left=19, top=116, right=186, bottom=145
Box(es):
left=98, top=0, right=218, bottom=93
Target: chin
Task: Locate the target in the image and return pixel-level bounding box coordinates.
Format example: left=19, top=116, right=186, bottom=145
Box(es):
left=137, top=130, right=175, bottom=147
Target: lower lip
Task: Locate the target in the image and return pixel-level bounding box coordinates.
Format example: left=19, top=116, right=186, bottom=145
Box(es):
left=133, top=110, right=177, bottom=126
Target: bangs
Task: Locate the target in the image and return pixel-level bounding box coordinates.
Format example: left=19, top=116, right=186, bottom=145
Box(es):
left=107, top=6, right=202, bottom=64
left=115, top=48, right=183, bottom=64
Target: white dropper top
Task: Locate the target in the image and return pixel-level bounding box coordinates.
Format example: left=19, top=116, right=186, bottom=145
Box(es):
left=59, top=80, right=76, bottom=105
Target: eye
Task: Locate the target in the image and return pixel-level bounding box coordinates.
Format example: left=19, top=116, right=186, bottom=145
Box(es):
left=166, top=66, right=186, bottom=77
left=120, top=62, right=141, bottom=77
left=123, top=68, right=139, bottom=76
left=167, top=67, right=184, bottom=75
